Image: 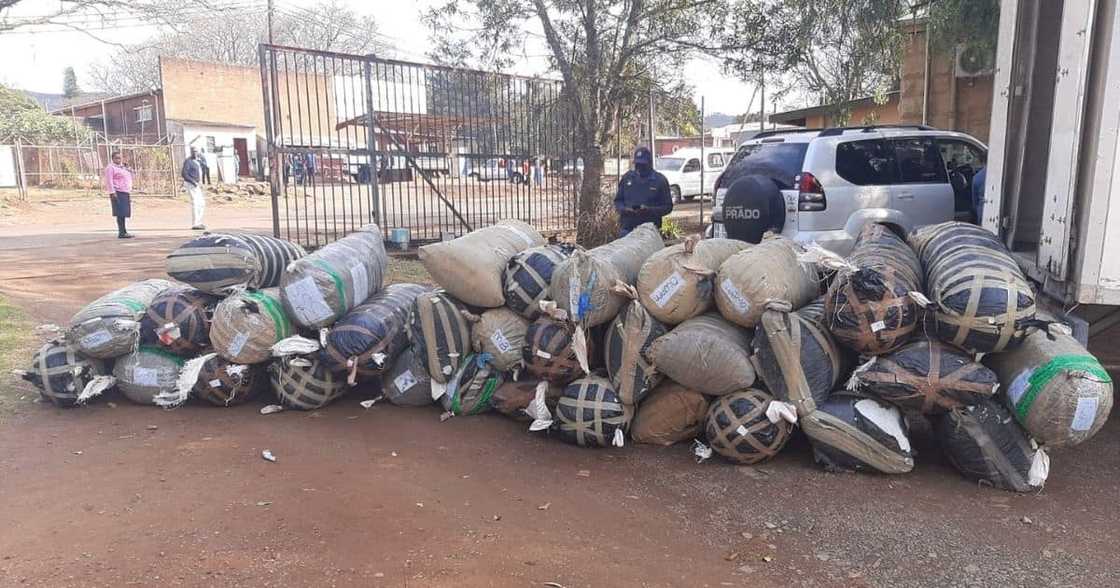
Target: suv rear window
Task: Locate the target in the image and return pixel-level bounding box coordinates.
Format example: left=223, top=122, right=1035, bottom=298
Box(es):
left=836, top=139, right=898, bottom=185
left=720, top=142, right=809, bottom=190
left=893, top=137, right=948, bottom=184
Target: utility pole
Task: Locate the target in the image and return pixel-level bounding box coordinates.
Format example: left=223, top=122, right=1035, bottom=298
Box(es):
left=699, top=95, right=705, bottom=228
left=759, top=68, right=765, bottom=132
left=648, top=89, right=656, bottom=156
left=267, top=0, right=274, bottom=45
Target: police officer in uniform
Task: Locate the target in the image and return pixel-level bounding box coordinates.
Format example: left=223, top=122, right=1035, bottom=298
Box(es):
left=614, top=146, right=673, bottom=236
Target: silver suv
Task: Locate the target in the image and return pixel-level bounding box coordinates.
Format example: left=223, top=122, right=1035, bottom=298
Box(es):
left=708, top=125, right=987, bottom=255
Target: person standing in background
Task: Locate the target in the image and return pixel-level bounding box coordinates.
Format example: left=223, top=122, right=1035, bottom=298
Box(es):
left=199, top=149, right=211, bottom=185
left=533, top=156, right=544, bottom=186
left=614, top=146, right=673, bottom=237
left=104, top=151, right=134, bottom=239
left=182, top=147, right=206, bottom=230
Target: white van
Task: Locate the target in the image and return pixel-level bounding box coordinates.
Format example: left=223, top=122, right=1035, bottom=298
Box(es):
left=654, top=147, right=736, bottom=201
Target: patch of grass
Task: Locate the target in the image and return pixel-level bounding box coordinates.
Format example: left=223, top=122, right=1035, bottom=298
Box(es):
left=0, top=295, right=38, bottom=420
left=387, top=256, right=434, bottom=286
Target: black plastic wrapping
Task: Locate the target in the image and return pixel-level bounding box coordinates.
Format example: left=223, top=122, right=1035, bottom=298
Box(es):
left=554, top=375, right=629, bottom=448
left=139, top=287, right=218, bottom=356
left=524, top=317, right=583, bottom=384
left=809, top=390, right=913, bottom=473
left=753, top=301, right=850, bottom=415
left=704, top=389, right=792, bottom=464
left=191, top=355, right=264, bottom=406
left=20, top=342, right=106, bottom=408
left=933, top=398, right=1045, bottom=493
left=503, top=243, right=577, bottom=318
left=853, top=338, right=998, bottom=414
left=409, top=291, right=473, bottom=384
left=321, top=283, right=430, bottom=380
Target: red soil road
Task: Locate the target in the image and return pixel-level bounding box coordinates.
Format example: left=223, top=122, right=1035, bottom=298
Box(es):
left=1, top=194, right=1119, bottom=587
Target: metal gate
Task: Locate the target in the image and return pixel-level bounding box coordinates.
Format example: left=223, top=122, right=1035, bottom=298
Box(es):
left=259, top=44, right=579, bottom=247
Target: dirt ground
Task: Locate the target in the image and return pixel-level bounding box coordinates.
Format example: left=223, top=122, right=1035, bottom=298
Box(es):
left=1, top=191, right=1119, bottom=587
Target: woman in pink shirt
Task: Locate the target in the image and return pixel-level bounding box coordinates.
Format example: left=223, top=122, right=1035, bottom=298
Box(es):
left=104, top=151, right=134, bottom=239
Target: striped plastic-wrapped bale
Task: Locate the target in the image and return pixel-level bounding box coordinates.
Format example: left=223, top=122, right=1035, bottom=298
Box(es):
left=19, top=342, right=107, bottom=408
left=280, top=225, right=388, bottom=329
left=68, top=279, right=176, bottom=359
left=524, top=317, right=584, bottom=384
left=321, top=283, right=430, bottom=382
left=649, top=312, right=755, bottom=397
left=637, top=237, right=749, bottom=325
left=714, top=237, right=820, bottom=328
left=190, top=355, right=264, bottom=406
left=552, top=223, right=664, bottom=327
left=139, top=287, right=217, bottom=356
left=985, top=325, right=1113, bottom=448
left=270, top=355, right=347, bottom=410
left=909, top=222, right=1036, bottom=353
left=554, top=375, right=629, bottom=448
left=705, top=389, right=793, bottom=464
left=440, top=353, right=504, bottom=416
left=471, top=307, right=531, bottom=372
left=933, top=397, right=1049, bottom=493
left=165, top=233, right=307, bottom=294
left=384, top=347, right=434, bottom=407
left=113, top=345, right=185, bottom=406
left=503, top=243, right=577, bottom=318
left=802, top=390, right=914, bottom=474
left=210, top=288, right=294, bottom=364
left=753, top=303, right=849, bottom=417
left=604, top=301, right=667, bottom=405
left=849, top=339, right=998, bottom=415
left=409, top=291, right=472, bottom=384
left=420, top=219, right=546, bottom=307
left=824, top=223, right=925, bottom=355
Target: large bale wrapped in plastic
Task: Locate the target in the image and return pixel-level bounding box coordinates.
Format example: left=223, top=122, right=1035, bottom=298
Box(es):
left=554, top=375, right=629, bottom=448
left=801, top=390, right=914, bottom=474
left=165, top=233, right=306, bottom=294
left=604, top=301, right=668, bottom=405
left=190, top=355, right=264, bottom=406
left=210, top=288, right=294, bottom=364
left=439, top=353, right=504, bottom=415
left=503, top=243, right=577, bottom=318
left=985, top=325, right=1113, bottom=448
left=649, top=313, right=755, bottom=396
left=68, top=279, right=175, bottom=359
left=753, top=304, right=848, bottom=417
left=18, top=342, right=107, bottom=408
left=321, top=283, right=429, bottom=382
left=552, top=223, right=664, bottom=327
left=824, top=224, right=925, bottom=355
left=849, top=339, right=998, bottom=415
left=492, top=379, right=563, bottom=422
left=910, top=222, right=1037, bottom=353
left=112, top=345, right=184, bottom=406
left=705, top=389, right=793, bottom=464
left=632, top=380, right=709, bottom=446
left=419, top=219, right=545, bottom=307
left=934, top=398, right=1049, bottom=492
left=269, top=355, right=347, bottom=410
left=409, top=291, right=473, bottom=384
left=384, top=347, right=434, bottom=407
left=471, top=307, right=531, bottom=371
left=524, top=317, right=584, bottom=384
left=139, top=287, right=217, bottom=356
left=715, top=237, right=819, bottom=328
left=637, top=237, right=749, bottom=325
left=280, top=224, right=388, bottom=329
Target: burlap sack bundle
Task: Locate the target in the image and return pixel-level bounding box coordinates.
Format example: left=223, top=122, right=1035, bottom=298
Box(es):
left=68, top=279, right=175, bottom=359
left=19, top=342, right=106, bottom=408
left=491, top=378, right=563, bottom=422
left=113, top=345, right=185, bottom=406
left=210, top=288, right=294, bottom=364
left=320, top=283, right=429, bottom=382
left=409, top=291, right=473, bottom=384
left=637, top=237, right=749, bottom=325
left=985, top=325, right=1113, bottom=448
left=604, top=301, right=668, bottom=405
left=714, top=237, right=819, bottom=328
left=471, top=307, right=531, bottom=371
left=552, top=223, right=664, bottom=327
left=419, top=219, right=545, bottom=308
left=649, top=313, right=755, bottom=396
left=631, top=380, right=709, bottom=446
left=139, top=287, right=218, bottom=356
left=165, top=233, right=306, bottom=294
left=280, top=224, right=388, bottom=329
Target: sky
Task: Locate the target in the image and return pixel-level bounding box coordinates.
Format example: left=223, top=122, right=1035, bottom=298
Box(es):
left=0, top=0, right=789, bottom=117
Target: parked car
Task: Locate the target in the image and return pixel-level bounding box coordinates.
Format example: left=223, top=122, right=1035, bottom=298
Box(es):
left=654, top=147, right=737, bottom=202
left=467, top=158, right=525, bottom=184
left=707, top=125, right=987, bottom=254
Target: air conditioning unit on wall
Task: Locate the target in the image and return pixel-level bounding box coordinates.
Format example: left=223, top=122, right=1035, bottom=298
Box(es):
left=956, top=43, right=995, bottom=78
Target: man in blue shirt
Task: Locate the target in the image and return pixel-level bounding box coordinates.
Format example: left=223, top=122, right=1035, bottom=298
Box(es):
left=614, top=146, right=672, bottom=236
left=971, top=166, right=986, bottom=224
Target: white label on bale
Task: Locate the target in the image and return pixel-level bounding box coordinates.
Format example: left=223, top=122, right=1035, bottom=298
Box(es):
left=394, top=369, right=418, bottom=392
left=350, top=263, right=370, bottom=304
left=284, top=276, right=334, bottom=324
left=80, top=329, right=113, bottom=350
left=735, top=425, right=749, bottom=437
left=870, top=320, right=886, bottom=333
left=1071, top=397, right=1099, bottom=432
left=490, top=330, right=513, bottom=354
left=650, top=271, right=686, bottom=308
left=720, top=278, right=750, bottom=314
left=535, top=349, right=552, bottom=360
left=133, top=367, right=159, bottom=387
left=208, top=379, right=223, bottom=389
left=227, top=331, right=250, bottom=358
left=1007, top=369, right=1033, bottom=406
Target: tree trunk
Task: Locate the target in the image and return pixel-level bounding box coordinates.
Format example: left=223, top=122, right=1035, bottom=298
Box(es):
left=576, top=144, right=609, bottom=246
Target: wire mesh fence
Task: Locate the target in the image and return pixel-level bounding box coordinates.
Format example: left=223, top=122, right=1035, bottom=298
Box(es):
left=2, top=140, right=180, bottom=199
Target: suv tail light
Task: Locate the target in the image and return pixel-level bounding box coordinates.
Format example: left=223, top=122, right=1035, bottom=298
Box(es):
left=797, top=172, right=826, bottom=211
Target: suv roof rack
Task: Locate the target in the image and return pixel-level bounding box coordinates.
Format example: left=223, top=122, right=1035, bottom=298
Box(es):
left=751, top=127, right=823, bottom=140
left=817, top=124, right=936, bottom=137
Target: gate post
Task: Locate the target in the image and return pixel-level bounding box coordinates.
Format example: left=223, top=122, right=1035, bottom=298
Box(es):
left=259, top=44, right=282, bottom=238
left=361, top=60, right=382, bottom=228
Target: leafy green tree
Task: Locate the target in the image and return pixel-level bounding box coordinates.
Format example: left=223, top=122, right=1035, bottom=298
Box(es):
left=0, top=85, right=91, bottom=143
left=62, top=67, right=81, bottom=98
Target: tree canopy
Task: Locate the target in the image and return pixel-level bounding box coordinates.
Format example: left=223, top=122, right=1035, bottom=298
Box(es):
left=0, top=85, right=91, bottom=143
left=62, top=67, right=81, bottom=98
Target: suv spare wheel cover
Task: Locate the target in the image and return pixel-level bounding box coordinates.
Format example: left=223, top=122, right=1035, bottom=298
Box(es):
left=722, top=175, right=786, bottom=244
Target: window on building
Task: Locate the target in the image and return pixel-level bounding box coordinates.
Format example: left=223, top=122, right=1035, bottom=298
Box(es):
left=836, top=139, right=898, bottom=185
left=135, top=104, right=153, bottom=123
